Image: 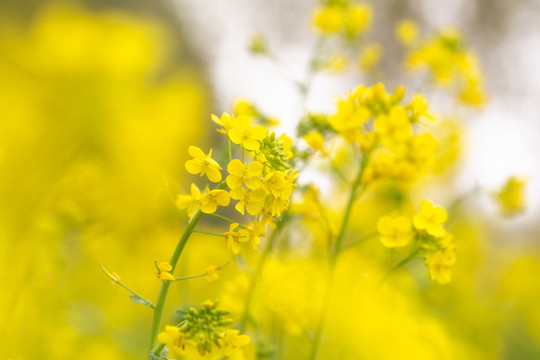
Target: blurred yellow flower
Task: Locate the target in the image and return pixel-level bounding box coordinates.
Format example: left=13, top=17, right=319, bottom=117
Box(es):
left=377, top=215, right=413, bottom=248
left=358, top=43, right=383, bottom=70
left=425, top=246, right=456, bottom=284
left=303, top=130, right=326, bottom=153
left=158, top=325, right=193, bottom=355
left=496, top=176, right=527, bottom=216
left=204, top=265, right=220, bottom=282
left=176, top=183, right=202, bottom=217
left=396, top=19, right=419, bottom=45
left=185, top=146, right=223, bottom=182
left=211, top=112, right=236, bottom=134
left=220, top=329, right=251, bottom=357
left=413, top=199, right=448, bottom=237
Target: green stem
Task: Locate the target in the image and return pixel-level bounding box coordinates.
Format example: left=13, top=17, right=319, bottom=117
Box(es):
left=239, top=217, right=287, bottom=332
left=228, top=138, right=232, bottom=162
left=148, top=208, right=204, bottom=357
left=207, top=213, right=238, bottom=224
left=174, top=262, right=229, bottom=281
left=377, top=249, right=419, bottom=288
left=309, top=153, right=370, bottom=360
left=99, top=263, right=155, bottom=309
left=192, top=230, right=224, bottom=237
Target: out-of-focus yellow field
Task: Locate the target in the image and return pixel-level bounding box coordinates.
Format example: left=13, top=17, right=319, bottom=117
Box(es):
left=1, top=3, right=540, bottom=360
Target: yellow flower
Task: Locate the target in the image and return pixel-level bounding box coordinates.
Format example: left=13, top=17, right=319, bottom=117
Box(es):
left=374, top=106, right=411, bottom=145
left=176, top=183, right=202, bottom=217
left=263, top=171, right=288, bottom=198
left=219, top=329, right=251, bottom=357
left=345, top=3, right=372, bottom=37
left=312, top=6, right=344, bottom=34
left=329, top=96, right=371, bottom=142
left=185, top=146, right=223, bottom=183
left=407, top=94, right=434, bottom=122
left=228, top=115, right=268, bottom=150
left=200, top=188, right=230, bottom=214
left=279, top=133, right=294, bottom=159
left=224, top=223, right=249, bottom=254
left=233, top=97, right=258, bottom=117
left=425, top=246, right=456, bottom=284
left=245, top=221, right=265, bottom=250
left=396, top=19, right=418, bottom=45
left=407, top=133, right=438, bottom=169
left=226, top=159, right=263, bottom=190
left=156, top=262, right=175, bottom=281
left=377, top=215, right=413, bottom=248
left=211, top=112, right=236, bottom=135
left=303, top=131, right=326, bottom=153
left=357, top=132, right=377, bottom=153
left=496, top=176, right=527, bottom=216
left=230, top=187, right=267, bottom=215
left=204, top=265, right=220, bottom=282
left=269, top=196, right=290, bottom=217
left=158, top=325, right=193, bottom=356
left=413, top=199, right=448, bottom=237
left=358, top=43, right=383, bottom=70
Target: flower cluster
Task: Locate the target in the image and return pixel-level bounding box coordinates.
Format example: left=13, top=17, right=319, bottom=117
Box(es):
left=377, top=199, right=456, bottom=284
left=402, top=24, right=486, bottom=106
left=300, top=83, right=440, bottom=185
left=312, top=0, right=372, bottom=39
left=177, top=109, right=297, bottom=254
left=158, top=300, right=250, bottom=358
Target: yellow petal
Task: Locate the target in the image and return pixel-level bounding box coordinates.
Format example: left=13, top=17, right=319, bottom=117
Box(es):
left=432, top=206, right=448, bottom=224
left=230, top=187, right=246, bottom=200
left=246, top=161, right=263, bottom=176
left=201, top=202, right=218, bottom=214
left=243, top=137, right=261, bottom=151
left=188, top=145, right=206, bottom=159
left=412, top=214, right=428, bottom=230
left=227, top=159, right=245, bottom=176
left=185, top=159, right=203, bottom=174
left=419, top=199, right=434, bottom=217
left=251, top=126, right=268, bottom=140
left=235, top=201, right=245, bottom=215
left=190, top=183, right=202, bottom=198
left=206, top=167, right=222, bottom=182
left=216, top=191, right=231, bottom=206
left=228, top=128, right=243, bottom=144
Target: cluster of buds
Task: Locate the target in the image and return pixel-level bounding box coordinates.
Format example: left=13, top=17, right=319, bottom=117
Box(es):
left=158, top=300, right=250, bottom=358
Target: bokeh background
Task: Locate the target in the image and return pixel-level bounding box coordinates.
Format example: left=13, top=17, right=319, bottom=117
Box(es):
left=1, top=0, right=540, bottom=359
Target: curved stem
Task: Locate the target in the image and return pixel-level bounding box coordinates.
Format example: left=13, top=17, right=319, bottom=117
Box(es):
left=148, top=208, right=204, bottom=357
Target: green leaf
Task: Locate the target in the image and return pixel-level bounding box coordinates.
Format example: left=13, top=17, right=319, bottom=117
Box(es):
left=129, top=294, right=152, bottom=307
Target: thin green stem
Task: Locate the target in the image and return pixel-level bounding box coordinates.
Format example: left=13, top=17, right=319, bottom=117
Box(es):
left=99, top=263, right=155, bottom=309
left=377, top=249, right=420, bottom=288
left=309, top=153, right=370, bottom=360
left=239, top=217, right=287, bottom=332
left=340, top=231, right=377, bottom=251
left=192, top=230, right=224, bottom=237
left=207, top=213, right=238, bottom=224
left=148, top=182, right=226, bottom=358
left=228, top=138, right=232, bottom=162
left=174, top=263, right=229, bottom=281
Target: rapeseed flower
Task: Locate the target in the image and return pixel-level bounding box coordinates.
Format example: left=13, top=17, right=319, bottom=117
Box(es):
left=224, top=223, right=249, bottom=254
left=176, top=183, right=202, bottom=217
left=377, top=215, right=413, bottom=248
left=200, top=188, right=230, bottom=214
left=228, top=115, right=268, bottom=150
left=229, top=187, right=267, bottom=215
left=185, top=146, right=223, bottom=182
left=413, top=199, right=448, bottom=237
left=226, top=159, right=263, bottom=190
